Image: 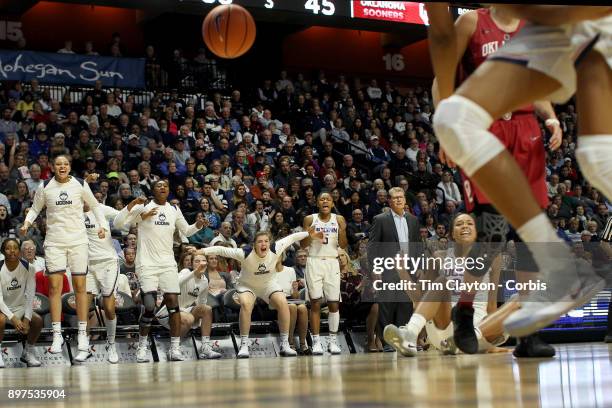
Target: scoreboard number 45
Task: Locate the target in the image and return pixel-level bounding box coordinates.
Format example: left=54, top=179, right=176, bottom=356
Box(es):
left=304, top=0, right=335, bottom=16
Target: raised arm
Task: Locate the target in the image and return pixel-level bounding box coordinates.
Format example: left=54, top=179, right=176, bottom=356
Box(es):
left=300, top=214, right=314, bottom=249
left=201, top=246, right=246, bottom=263
left=113, top=202, right=146, bottom=230
left=175, top=206, right=203, bottom=238
left=275, top=231, right=309, bottom=255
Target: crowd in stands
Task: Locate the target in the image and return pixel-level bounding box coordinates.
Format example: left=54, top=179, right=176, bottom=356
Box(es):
left=0, top=61, right=610, bottom=334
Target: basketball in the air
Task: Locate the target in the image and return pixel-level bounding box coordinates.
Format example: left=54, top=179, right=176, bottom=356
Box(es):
left=202, top=4, right=256, bottom=59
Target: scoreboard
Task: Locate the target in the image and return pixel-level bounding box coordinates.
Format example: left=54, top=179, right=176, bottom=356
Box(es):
left=181, top=0, right=470, bottom=26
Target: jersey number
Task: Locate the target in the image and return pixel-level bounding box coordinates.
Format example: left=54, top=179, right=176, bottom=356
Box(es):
left=322, top=236, right=328, bottom=244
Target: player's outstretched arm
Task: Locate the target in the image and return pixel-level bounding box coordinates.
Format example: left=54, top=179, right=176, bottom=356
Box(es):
left=497, top=5, right=612, bottom=26
left=300, top=215, right=314, bottom=249
left=201, top=246, right=246, bottom=263
left=275, top=231, right=311, bottom=255
left=113, top=198, right=146, bottom=229
left=426, top=3, right=457, bottom=101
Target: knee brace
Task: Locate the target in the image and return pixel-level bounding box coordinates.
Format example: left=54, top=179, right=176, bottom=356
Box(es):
left=433, top=95, right=504, bottom=176
left=140, top=292, right=156, bottom=325
left=576, top=135, right=612, bottom=200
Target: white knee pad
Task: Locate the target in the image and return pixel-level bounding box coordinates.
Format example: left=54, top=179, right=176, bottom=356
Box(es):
left=433, top=95, right=505, bottom=176
left=576, top=135, right=612, bottom=201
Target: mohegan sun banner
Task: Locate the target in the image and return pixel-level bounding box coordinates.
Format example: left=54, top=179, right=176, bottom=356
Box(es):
left=0, top=49, right=145, bottom=88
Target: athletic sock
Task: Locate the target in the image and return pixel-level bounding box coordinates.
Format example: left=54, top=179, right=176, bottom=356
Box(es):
left=52, top=322, right=62, bottom=336
left=312, top=334, right=320, bottom=344
left=240, top=334, right=249, bottom=345
left=171, top=337, right=180, bottom=349
left=328, top=311, right=340, bottom=333
left=280, top=332, right=289, bottom=345
left=78, top=321, right=87, bottom=337
left=138, top=334, right=148, bottom=347
left=202, top=336, right=210, bottom=346
left=106, top=318, right=117, bottom=344
left=517, top=213, right=574, bottom=294
left=25, top=343, right=33, bottom=352
left=405, top=313, right=427, bottom=336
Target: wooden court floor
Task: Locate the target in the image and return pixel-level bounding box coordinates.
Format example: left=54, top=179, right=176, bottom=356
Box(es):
left=0, top=343, right=610, bottom=408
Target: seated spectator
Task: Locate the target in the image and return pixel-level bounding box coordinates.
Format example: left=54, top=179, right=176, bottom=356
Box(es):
left=209, top=222, right=237, bottom=248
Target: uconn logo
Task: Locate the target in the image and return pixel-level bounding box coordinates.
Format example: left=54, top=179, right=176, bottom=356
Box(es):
left=7, top=277, right=21, bottom=291
left=56, top=191, right=72, bottom=205
left=84, top=216, right=95, bottom=229
left=155, top=213, right=170, bottom=226
left=254, top=263, right=269, bottom=276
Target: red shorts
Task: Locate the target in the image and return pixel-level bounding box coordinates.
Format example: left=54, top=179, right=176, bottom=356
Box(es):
left=462, top=112, right=549, bottom=212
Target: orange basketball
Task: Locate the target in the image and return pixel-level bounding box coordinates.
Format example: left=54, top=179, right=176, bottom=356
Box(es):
left=202, top=4, right=256, bottom=59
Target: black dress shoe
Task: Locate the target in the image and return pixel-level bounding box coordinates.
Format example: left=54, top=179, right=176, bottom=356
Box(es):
left=513, top=334, right=556, bottom=358
left=451, top=305, right=478, bottom=354
left=604, top=334, right=612, bottom=343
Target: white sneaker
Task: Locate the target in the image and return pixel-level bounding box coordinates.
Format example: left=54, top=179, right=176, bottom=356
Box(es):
left=311, top=340, right=324, bottom=356
left=237, top=342, right=250, bottom=359
left=280, top=342, right=297, bottom=357
left=504, top=262, right=605, bottom=337
left=136, top=344, right=150, bottom=363
left=106, top=342, right=119, bottom=364
left=167, top=346, right=185, bottom=361
left=383, top=324, right=418, bottom=357
left=48, top=335, right=64, bottom=354
left=199, top=343, right=222, bottom=360
left=327, top=337, right=341, bottom=355
left=20, top=350, right=41, bottom=367
left=73, top=347, right=92, bottom=364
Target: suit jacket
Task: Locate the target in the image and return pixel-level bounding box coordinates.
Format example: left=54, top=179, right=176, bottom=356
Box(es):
left=367, top=210, right=421, bottom=286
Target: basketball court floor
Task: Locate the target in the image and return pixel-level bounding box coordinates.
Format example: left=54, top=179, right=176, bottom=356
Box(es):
left=0, top=343, right=609, bottom=407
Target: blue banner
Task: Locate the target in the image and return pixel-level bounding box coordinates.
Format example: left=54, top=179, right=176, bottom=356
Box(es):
left=0, top=50, right=145, bottom=88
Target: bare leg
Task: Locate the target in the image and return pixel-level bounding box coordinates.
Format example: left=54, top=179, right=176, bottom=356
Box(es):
left=296, top=304, right=309, bottom=349
left=0, top=313, right=5, bottom=344
left=164, top=293, right=181, bottom=338
left=72, top=275, right=89, bottom=324
left=287, top=304, right=297, bottom=346
left=191, top=305, right=213, bottom=337
left=238, top=292, right=256, bottom=337
left=269, top=293, right=291, bottom=335
left=366, top=304, right=378, bottom=350
left=310, top=299, right=321, bottom=335
left=48, top=274, right=64, bottom=323
left=26, top=313, right=43, bottom=345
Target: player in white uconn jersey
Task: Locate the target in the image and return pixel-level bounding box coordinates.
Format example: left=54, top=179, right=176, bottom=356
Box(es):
left=21, top=155, right=109, bottom=357
left=76, top=192, right=147, bottom=364
left=201, top=229, right=318, bottom=358
left=301, top=192, right=348, bottom=355
left=0, top=239, right=42, bottom=367
left=113, top=180, right=204, bottom=362
left=155, top=253, right=221, bottom=359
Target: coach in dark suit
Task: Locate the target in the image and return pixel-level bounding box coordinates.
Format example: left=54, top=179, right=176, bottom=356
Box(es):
left=368, top=187, right=420, bottom=350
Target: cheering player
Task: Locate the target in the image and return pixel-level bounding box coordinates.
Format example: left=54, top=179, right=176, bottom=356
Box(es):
left=301, top=193, right=348, bottom=355
left=21, top=155, right=109, bottom=358
left=201, top=229, right=320, bottom=358
left=114, top=180, right=205, bottom=362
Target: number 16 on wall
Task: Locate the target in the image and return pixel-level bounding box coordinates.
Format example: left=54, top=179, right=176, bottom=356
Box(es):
left=383, top=53, right=405, bottom=72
